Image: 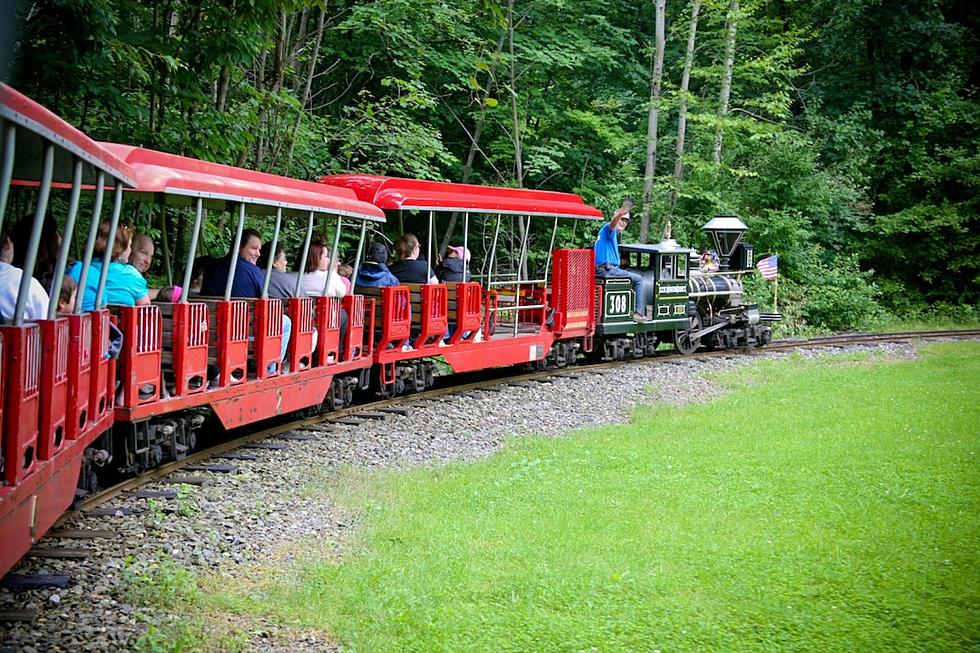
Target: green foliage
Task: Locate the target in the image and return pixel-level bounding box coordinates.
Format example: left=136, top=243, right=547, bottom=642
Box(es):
left=7, top=0, right=977, bottom=329
left=202, top=343, right=980, bottom=651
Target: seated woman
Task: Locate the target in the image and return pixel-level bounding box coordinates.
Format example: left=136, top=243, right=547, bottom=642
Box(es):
left=389, top=234, right=438, bottom=284
left=435, top=246, right=472, bottom=283
left=296, top=240, right=348, bottom=298
left=69, top=222, right=149, bottom=310
left=260, top=243, right=297, bottom=299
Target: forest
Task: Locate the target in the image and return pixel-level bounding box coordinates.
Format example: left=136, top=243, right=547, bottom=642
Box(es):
left=3, top=0, right=977, bottom=332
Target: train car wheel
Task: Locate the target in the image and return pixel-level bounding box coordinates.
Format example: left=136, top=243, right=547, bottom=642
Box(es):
left=673, top=316, right=702, bottom=355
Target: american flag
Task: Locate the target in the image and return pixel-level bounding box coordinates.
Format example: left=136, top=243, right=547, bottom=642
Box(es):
left=756, top=254, right=778, bottom=280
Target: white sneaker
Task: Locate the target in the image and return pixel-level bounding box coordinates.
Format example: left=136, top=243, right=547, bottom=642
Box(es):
left=401, top=343, right=414, bottom=352
left=474, top=331, right=483, bottom=343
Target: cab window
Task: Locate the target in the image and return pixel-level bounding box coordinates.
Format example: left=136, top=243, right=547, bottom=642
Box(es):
left=660, top=254, right=674, bottom=279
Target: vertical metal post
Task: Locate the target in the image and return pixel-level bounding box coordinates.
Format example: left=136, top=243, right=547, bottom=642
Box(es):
left=0, top=121, right=15, bottom=232
left=94, top=181, right=124, bottom=309
left=224, top=203, right=246, bottom=301
left=323, top=215, right=342, bottom=295
left=543, top=216, right=558, bottom=287
left=14, top=142, right=54, bottom=325
left=349, top=221, right=367, bottom=287
left=426, top=210, right=434, bottom=280
left=487, top=214, right=502, bottom=288
left=158, top=195, right=173, bottom=286
left=180, top=198, right=204, bottom=303
left=294, top=211, right=315, bottom=296
left=261, top=207, right=283, bottom=298
left=47, top=157, right=84, bottom=318
left=74, top=171, right=105, bottom=314
left=462, top=211, right=470, bottom=281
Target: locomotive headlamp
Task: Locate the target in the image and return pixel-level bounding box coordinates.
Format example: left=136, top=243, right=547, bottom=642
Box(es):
left=702, top=215, right=747, bottom=270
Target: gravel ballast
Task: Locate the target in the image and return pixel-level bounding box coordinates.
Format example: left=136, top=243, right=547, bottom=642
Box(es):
left=0, top=342, right=930, bottom=651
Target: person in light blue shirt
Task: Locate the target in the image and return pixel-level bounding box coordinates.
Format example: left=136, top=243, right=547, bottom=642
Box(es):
left=68, top=222, right=149, bottom=311
left=593, top=207, right=647, bottom=322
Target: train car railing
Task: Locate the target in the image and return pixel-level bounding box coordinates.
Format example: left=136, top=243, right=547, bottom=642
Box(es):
left=64, top=313, right=92, bottom=440
left=167, top=302, right=209, bottom=396
left=252, top=298, right=284, bottom=379
left=549, top=248, right=596, bottom=336
left=213, top=300, right=249, bottom=387
left=411, top=284, right=448, bottom=350
left=314, top=296, right=342, bottom=366
left=485, top=278, right=548, bottom=336
left=37, top=317, right=70, bottom=459
left=116, top=305, right=163, bottom=406
left=0, top=323, right=41, bottom=485
left=449, top=282, right=483, bottom=345
left=88, top=309, right=115, bottom=422
left=288, top=297, right=317, bottom=371
left=346, top=294, right=370, bottom=362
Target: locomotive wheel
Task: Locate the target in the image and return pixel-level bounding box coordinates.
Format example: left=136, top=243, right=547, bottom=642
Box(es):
left=674, top=316, right=702, bottom=355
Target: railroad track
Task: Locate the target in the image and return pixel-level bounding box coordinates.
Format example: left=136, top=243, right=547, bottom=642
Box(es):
left=72, top=327, right=979, bottom=517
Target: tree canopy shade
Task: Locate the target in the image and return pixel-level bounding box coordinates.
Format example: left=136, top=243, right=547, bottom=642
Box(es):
left=5, top=0, right=978, bottom=329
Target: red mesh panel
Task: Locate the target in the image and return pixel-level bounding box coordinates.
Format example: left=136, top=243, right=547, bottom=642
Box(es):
left=214, top=301, right=249, bottom=386
left=118, top=305, right=163, bottom=406
left=1, top=324, right=41, bottom=485
left=65, top=313, right=91, bottom=440
left=253, top=298, right=284, bottom=379
left=37, top=318, right=70, bottom=459
left=414, top=284, right=448, bottom=349
left=550, top=248, right=596, bottom=335
left=88, top=310, right=114, bottom=421
left=172, top=302, right=209, bottom=396
left=450, top=282, right=483, bottom=344
left=343, top=294, right=367, bottom=361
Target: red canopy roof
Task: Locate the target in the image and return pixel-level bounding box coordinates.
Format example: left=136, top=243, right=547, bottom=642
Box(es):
left=100, top=144, right=385, bottom=221
left=0, top=84, right=135, bottom=187
left=319, top=174, right=603, bottom=220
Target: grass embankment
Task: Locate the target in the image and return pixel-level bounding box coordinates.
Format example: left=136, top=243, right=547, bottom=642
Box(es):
left=207, top=342, right=979, bottom=652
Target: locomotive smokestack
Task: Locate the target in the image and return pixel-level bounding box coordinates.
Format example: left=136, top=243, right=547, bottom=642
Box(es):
left=702, top=215, right=747, bottom=271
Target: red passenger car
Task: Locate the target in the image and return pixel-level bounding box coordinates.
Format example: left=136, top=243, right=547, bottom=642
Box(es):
left=0, top=84, right=136, bottom=578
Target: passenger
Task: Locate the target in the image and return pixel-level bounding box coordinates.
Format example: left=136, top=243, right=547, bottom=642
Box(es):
left=355, top=242, right=399, bottom=288
left=58, top=275, right=77, bottom=314
left=594, top=206, right=648, bottom=322
left=186, top=256, right=213, bottom=298
left=0, top=227, right=50, bottom=321
left=337, top=262, right=354, bottom=294
left=129, top=233, right=155, bottom=275
left=434, top=245, right=472, bottom=283
left=155, top=286, right=182, bottom=302
left=260, top=243, right=296, bottom=300
left=389, top=234, right=438, bottom=284
left=201, top=228, right=265, bottom=297
left=298, top=240, right=348, bottom=298
left=68, top=222, right=150, bottom=311
left=200, top=230, right=291, bottom=369
left=11, top=216, right=61, bottom=290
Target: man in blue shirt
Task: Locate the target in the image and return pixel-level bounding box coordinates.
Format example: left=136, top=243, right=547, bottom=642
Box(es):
left=202, top=229, right=265, bottom=297
left=594, top=207, right=648, bottom=322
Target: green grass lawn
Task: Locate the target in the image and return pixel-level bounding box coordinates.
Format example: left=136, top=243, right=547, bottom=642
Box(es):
left=211, top=342, right=980, bottom=652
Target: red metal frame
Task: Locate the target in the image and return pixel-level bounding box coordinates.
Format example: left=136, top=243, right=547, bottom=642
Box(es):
left=64, top=313, right=92, bottom=441
left=171, top=302, right=209, bottom=396
left=413, top=284, right=448, bottom=349
left=117, top=305, right=163, bottom=406
left=449, top=282, right=483, bottom=345
left=36, top=318, right=69, bottom=460
left=314, top=296, right=342, bottom=366
left=0, top=324, right=41, bottom=486
left=343, top=294, right=369, bottom=362
left=252, top=298, right=284, bottom=379
left=288, top=297, right=317, bottom=372
left=88, top=310, right=115, bottom=422
left=374, top=287, right=411, bottom=354
left=214, top=300, right=249, bottom=386
left=549, top=248, right=597, bottom=337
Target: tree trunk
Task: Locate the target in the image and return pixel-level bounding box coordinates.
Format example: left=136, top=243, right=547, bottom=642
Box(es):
left=439, top=32, right=506, bottom=255
left=639, top=0, right=666, bottom=244
left=713, top=0, right=738, bottom=165
left=507, top=0, right=523, bottom=187
left=669, top=0, right=701, bottom=214
left=282, top=8, right=326, bottom=171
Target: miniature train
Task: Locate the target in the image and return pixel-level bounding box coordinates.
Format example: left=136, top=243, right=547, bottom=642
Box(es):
left=0, top=84, right=779, bottom=577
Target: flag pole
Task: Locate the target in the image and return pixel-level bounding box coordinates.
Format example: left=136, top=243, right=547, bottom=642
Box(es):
left=773, top=252, right=779, bottom=312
